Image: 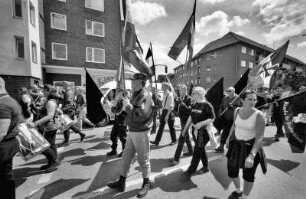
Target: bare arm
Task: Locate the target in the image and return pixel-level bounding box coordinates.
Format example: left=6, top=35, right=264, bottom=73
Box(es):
left=0, top=119, right=11, bottom=142
left=34, top=101, right=57, bottom=126
left=250, top=112, right=265, bottom=155
left=181, top=116, right=192, bottom=136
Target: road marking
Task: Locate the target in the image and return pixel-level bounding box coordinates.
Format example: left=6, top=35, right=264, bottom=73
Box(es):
left=72, top=154, right=223, bottom=199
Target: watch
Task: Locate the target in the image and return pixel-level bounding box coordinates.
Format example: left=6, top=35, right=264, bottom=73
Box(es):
left=250, top=152, right=256, bottom=157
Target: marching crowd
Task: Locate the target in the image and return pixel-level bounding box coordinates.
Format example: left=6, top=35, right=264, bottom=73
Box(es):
left=0, top=73, right=305, bottom=199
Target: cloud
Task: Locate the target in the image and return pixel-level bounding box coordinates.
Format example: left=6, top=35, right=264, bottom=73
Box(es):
left=199, top=0, right=226, bottom=4
left=234, top=31, right=246, bottom=36
left=196, top=11, right=250, bottom=36
left=131, top=1, right=166, bottom=26
left=252, top=0, right=306, bottom=43
left=297, top=42, right=306, bottom=48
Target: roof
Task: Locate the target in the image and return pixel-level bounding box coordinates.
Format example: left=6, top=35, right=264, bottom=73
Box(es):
left=193, top=31, right=306, bottom=66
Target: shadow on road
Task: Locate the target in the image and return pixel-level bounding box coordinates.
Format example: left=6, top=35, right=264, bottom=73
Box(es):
left=262, top=137, right=276, bottom=147
left=25, top=178, right=90, bottom=199
left=14, top=167, right=47, bottom=188
left=98, top=170, right=197, bottom=199
left=135, top=158, right=172, bottom=173
left=203, top=197, right=220, bottom=199
left=267, top=158, right=300, bottom=173
left=209, top=157, right=232, bottom=190
left=87, top=142, right=111, bottom=151
left=68, top=154, right=118, bottom=166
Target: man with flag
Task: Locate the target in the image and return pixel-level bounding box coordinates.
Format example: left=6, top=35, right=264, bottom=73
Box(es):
left=107, top=73, right=154, bottom=198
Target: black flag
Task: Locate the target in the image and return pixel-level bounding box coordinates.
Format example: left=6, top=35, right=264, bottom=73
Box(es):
left=282, top=91, right=306, bottom=153
left=234, top=68, right=250, bottom=94
left=85, top=69, right=107, bottom=124
left=206, top=77, right=224, bottom=130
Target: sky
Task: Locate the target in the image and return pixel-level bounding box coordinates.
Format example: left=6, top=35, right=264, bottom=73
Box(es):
left=128, top=0, right=306, bottom=75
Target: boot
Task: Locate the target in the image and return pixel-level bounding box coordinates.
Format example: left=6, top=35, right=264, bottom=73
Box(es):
left=137, top=178, right=151, bottom=198
left=43, top=159, right=60, bottom=173
left=107, top=175, right=126, bottom=192
left=80, top=132, right=86, bottom=142
left=58, top=131, right=70, bottom=147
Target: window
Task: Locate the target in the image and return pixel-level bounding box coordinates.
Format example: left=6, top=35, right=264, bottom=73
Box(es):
left=57, top=0, right=66, bottom=2
left=241, top=60, right=246, bottom=67
left=197, top=67, right=200, bottom=75
left=249, top=49, right=254, bottom=56
left=249, top=62, right=253, bottom=69
left=13, top=0, right=22, bottom=17
left=85, top=0, right=104, bottom=12
left=241, top=46, right=247, bottom=54
left=52, top=42, right=67, bottom=60
left=31, top=42, right=37, bottom=63
left=197, top=77, right=201, bottom=84
left=86, top=47, right=105, bottom=63
left=86, top=20, right=105, bottom=37
left=191, top=61, right=194, bottom=67
left=15, top=36, right=24, bottom=59
left=206, top=66, right=211, bottom=72
left=206, top=76, right=211, bottom=83
left=30, top=2, right=35, bottom=27
left=51, top=12, right=67, bottom=30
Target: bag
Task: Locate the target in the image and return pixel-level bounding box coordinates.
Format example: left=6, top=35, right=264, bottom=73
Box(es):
left=206, top=123, right=218, bottom=148
left=59, top=114, right=74, bottom=132
left=16, top=123, right=50, bottom=161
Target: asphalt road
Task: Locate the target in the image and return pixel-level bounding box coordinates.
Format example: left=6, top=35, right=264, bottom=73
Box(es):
left=14, top=118, right=306, bottom=199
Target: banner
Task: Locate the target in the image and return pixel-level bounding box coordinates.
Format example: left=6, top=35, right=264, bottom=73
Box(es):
left=282, top=91, right=306, bottom=152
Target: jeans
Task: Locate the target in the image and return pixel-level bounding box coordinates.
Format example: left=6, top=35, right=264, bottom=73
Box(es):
left=186, top=131, right=209, bottom=174
left=151, top=109, right=158, bottom=132
left=173, top=119, right=193, bottom=161
left=220, top=118, right=234, bottom=145
left=154, top=109, right=176, bottom=143
left=121, top=130, right=151, bottom=178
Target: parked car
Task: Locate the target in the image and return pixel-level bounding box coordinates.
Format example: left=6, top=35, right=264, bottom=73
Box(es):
left=97, top=80, right=163, bottom=126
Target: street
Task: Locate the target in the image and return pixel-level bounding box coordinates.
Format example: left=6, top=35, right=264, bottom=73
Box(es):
left=15, top=118, right=306, bottom=199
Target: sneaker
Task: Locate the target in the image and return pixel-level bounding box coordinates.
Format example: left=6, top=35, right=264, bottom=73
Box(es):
left=182, top=152, right=193, bottom=157
left=39, top=163, right=51, bottom=170
left=273, top=136, right=279, bottom=142
left=214, top=147, right=224, bottom=153
left=137, top=181, right=151, bottom=198
left=150, top=141, right=159, bottom=146
left=169, top=141, right=177, bottom=146
left=106, top=150, right=117, bottom=156
left=228, top=191, right=242, bottom=199
left=170, top=160, right=179, bottom=166
left=200, top=167, right=209, bottom=174
left=57, top=142, right=69, bottom=147
left=117, top=152, right=123, bottom=157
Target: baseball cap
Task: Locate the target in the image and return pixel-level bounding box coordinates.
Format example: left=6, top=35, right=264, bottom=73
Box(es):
left=131, top=73, right=147, bottom=81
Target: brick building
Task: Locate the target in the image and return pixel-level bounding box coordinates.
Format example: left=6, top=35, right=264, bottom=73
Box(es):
left=0, top=0, right=42, bottom=99
left=42, top=0, right=131, bottom=88
left=172, top=32, right=306, bottom=90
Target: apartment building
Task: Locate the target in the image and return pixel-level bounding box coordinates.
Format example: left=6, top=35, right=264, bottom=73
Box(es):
left=0, top=0, right=42, bottom=99
left=173, top=32, right=306, bottom=90
left=42, top=0, right=131, bottom=88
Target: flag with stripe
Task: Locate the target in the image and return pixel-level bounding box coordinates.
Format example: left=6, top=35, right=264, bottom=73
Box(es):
left=249, top=40, right=289, bottom=88
left=145, top=42, right=156, bottom=76
left=120, top=0, right=152, bottom=76
left=85, top=69, right=107, bottom=124
left=168, top=0, right=196, bottom=64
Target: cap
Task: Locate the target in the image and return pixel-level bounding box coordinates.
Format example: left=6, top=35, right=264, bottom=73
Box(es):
left=131, top=73, right=147, bottom=81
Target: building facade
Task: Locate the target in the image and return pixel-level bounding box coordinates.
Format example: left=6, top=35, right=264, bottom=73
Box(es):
left=173, top=32, right=306, bottom=90
left=0, top=0, right=42, bottom=99
left=42, top=0, right=126, bottom=88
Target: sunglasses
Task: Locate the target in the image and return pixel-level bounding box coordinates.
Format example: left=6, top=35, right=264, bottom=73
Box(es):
left=226, top=90, right=232, bottom=92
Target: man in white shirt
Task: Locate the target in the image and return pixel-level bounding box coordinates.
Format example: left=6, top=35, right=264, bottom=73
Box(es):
left=150, top=82, right=177, bottom=146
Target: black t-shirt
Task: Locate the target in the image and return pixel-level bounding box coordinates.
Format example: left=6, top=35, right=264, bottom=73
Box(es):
left=0, top=93, right=23, bottom=141
left=190, top=101, right=215, bottom=124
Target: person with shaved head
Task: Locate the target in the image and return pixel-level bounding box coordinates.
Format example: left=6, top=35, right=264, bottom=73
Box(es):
left=215, top=86, right=241, bottom=153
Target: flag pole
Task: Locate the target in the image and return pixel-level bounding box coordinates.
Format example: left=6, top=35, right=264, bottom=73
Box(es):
left=150, top=42, right=158, bottom=90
